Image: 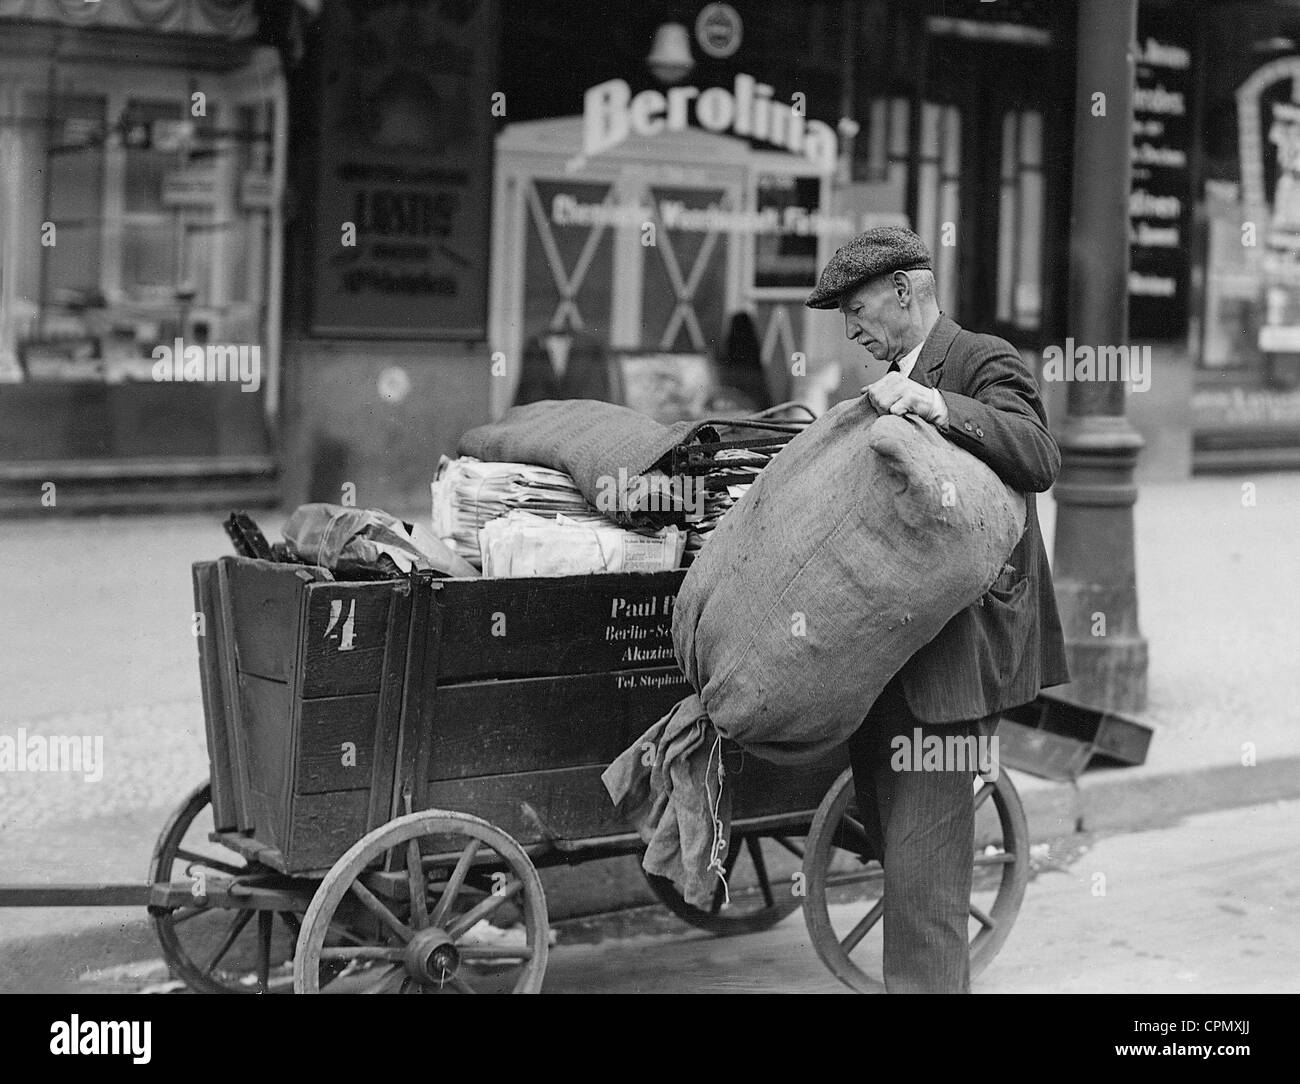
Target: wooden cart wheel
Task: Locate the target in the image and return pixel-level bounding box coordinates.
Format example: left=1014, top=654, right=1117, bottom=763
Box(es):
left=294, top=810, right=548, bottom=994
left=644, top=832, right=804, bottom=935
left=149, top=781, right=301, bottom=994
left=802, top=767, right=1030, bottom=993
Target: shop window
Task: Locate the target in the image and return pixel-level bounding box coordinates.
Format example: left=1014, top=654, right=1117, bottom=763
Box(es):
left=1203, top=179, right=1258, bottom=368
left=20, top=93, right=106, bottom=309
left=6, top=77, right=276, bottom=387
left=1195, top=3, right=1300, bottom=389
left=916, top=102, right=962, bottom=317
left=1169, top=0, right=1300, bottom=460
left=996, top=109, right=1044, bottom=331
left=227, top=101, right=272, bottom=308
left=121, top=98, right=217, bottom=303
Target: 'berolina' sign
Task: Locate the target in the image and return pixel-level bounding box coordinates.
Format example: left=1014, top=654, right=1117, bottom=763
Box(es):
left=584, top=74, right=839, bottom=173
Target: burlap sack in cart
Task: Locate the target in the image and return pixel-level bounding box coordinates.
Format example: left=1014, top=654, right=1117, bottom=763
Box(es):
left=604, top=397, right=1026, bottom=907
left=457, top=400, right=694, bottom=527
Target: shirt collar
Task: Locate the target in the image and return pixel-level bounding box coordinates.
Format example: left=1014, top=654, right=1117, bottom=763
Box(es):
left=896, top=339, right=925, bottom=378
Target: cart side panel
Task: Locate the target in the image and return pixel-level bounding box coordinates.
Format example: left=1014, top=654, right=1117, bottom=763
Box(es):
left=428, top=666, right=691, bottom=781
left=295, top=580, right=411, bottom=841
left=295, top=693, right=380, bottom=792
left=219, top=557, right=318, bottom=844
left=234, top=673, right=297, bottom=854
left=364, top=584, right=415, bottom=832
left=300, top=583, right=397, bottom=698
left=424, top=766, right=627, bottom=845
left=192, top=561, right=241, bottom=831
left=431, top=571, right=686, bottom=682
left=219, top=561, right=404, bottom=869
left=214, top=560, right=260, bottom=833
left=285, top=790, right=371, bottom=872
left=224, top=558, right=313, bottom=682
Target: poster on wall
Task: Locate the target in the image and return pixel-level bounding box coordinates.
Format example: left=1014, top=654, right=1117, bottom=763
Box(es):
left=1127, top=8, right=1192, bottom=339
left=310, top=0, right=497, bottom=339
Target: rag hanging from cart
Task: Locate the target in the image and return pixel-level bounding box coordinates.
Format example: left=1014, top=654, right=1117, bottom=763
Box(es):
left=603, top=398, right=1027, bottom=909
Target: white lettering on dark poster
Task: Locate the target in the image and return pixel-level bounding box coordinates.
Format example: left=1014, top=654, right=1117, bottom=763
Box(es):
left=342, top=163, right=464, bottom=298
left=1128, top=18, right=1192, bottom=336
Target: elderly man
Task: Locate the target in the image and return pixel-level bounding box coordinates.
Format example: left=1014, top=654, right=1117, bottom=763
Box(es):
left=805, top=226, right=1069, bottom=993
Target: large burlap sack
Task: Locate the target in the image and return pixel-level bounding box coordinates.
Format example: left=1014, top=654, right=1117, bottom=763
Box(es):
left=674, top=396, right=1026, bottom=763
left=605, top=397, right=1025, bottom=906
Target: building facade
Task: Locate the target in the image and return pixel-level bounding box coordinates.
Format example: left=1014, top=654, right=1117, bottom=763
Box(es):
left=281, top=0, right=1300, bottom=519
left=0, top=0, right=287, bottom=512
left=4, top=0, right=1299, bottom=516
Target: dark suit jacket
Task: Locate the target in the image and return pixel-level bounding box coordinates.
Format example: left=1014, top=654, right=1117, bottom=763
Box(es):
left=894, top=315, right=1069, bottom=723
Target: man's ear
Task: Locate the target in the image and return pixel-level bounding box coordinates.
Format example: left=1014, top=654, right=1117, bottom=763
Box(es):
left=893, top=271, right=911, bottom=306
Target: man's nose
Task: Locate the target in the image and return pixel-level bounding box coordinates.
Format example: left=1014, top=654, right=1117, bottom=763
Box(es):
left=844, top=317, right=857, bottom=341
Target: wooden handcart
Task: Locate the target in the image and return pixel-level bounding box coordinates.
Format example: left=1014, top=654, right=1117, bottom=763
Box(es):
left=0, top=556, right=1031, bottom=994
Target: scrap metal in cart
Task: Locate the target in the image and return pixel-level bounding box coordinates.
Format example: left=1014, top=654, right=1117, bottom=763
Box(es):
left=0, top=558, right=1030, bottom=993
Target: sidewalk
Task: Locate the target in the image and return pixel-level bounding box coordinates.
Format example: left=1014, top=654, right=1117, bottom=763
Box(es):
left=1025, top=474, right=1300, bottom=838
left=1, top=474, right=1298, bottom=986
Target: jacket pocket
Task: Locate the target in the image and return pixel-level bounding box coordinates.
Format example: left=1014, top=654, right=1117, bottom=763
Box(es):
left=980, top=571, right=1033, bottom=685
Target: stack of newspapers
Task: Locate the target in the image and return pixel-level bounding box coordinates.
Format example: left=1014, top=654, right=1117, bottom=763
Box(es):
left=432, top=456, right=685, bottom=576
left=432, top=443, right=792, bottom=576
left=431, top=456, right=592, bottom=566
left=479, top=511, right=685, bottom=578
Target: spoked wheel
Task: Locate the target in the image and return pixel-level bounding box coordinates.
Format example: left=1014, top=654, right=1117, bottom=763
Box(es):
left=149, top=781, right=302, bottom=994
left=803, top=767, right=1030, bottom=993
left=294, top=810, right=548, bottom=994
left=644, top=832, right=804, bottom=935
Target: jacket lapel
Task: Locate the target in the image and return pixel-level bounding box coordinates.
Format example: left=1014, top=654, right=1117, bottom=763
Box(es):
left=908, top=314, right=961, bottom=389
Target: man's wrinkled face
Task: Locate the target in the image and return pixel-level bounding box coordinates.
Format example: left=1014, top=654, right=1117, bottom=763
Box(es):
left=838, top=275, right=910, bottom=363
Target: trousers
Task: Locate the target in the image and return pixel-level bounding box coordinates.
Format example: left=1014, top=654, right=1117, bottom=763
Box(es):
left=846, top=673, right=997, bottom=994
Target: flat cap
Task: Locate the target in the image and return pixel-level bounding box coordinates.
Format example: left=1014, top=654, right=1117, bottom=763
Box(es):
left=804, top=226, right=933, bottom=309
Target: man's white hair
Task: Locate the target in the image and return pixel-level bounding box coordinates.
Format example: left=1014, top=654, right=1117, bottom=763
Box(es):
left=908, top=268, right=937, bottom=303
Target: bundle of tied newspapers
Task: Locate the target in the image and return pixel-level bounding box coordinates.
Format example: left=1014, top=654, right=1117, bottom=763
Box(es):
left=431, top=456, right=685, bottom=578
left=433, top=400, right=811, bottom=580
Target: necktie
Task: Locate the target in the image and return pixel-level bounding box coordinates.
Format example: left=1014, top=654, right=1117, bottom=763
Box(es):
left=887, top=360, right=901, bottom=374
